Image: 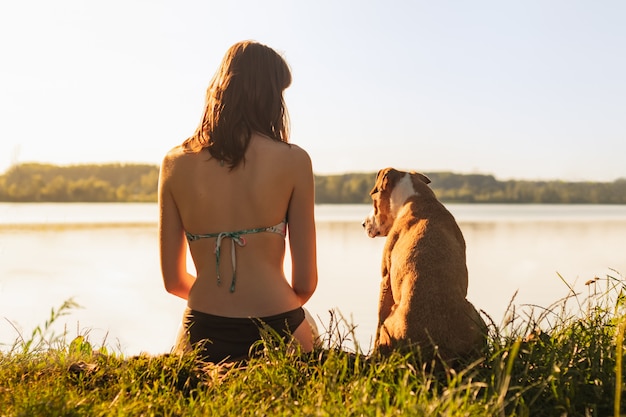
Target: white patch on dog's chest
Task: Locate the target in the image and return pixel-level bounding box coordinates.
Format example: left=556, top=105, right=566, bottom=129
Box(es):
left=389, top=173, right=417, bottom=217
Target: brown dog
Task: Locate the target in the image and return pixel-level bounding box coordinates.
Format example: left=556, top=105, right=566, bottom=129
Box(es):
left=363, top=168, right=486, bottom=363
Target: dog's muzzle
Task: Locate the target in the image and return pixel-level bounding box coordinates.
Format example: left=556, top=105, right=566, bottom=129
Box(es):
left=362, top=209, right=380, bottom=238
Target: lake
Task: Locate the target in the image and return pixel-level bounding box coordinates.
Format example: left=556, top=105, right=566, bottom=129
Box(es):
left=1, top=203, right=625, bottom=356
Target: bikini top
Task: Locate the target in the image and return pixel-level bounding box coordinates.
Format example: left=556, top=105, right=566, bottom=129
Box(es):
left=185, top=219, right=287, bottom=292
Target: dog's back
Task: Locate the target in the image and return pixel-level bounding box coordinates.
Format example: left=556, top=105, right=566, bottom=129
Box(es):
left=368, top=169, right=486, bottom=363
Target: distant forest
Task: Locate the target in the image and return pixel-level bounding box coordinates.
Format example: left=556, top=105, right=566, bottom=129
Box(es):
left=1, top=162, right=625, bottom=204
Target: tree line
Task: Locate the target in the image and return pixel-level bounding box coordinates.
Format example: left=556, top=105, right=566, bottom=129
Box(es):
left=1, top=163, right=625, bottom=204
left=0, top=163, right=158, bottom=202
left=316, top=171, right=626, bottom=204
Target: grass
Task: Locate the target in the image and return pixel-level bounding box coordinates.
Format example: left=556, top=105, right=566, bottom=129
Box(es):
left=1, top=270, right=626, bottom=416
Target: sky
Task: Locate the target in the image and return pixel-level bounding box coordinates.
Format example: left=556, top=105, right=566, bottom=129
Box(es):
left=1, top=1, right=625, bottom=181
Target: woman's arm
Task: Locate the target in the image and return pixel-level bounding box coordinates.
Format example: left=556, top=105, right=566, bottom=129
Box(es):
left=287, top=147, right=318, bottom=305
left=158, top=154, right=195, bottom=300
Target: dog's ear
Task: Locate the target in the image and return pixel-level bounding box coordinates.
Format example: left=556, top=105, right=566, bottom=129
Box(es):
left=377, top=168, right=395, bottom=180
left=371, top=168, right=395, bottom=195
left=381, top=168, right=401, bottom=189
left=410, top=172, right=431, bottom=185
left=370, top=169, right=384, bottom=195
left=418, top=173, right=431, bottom=184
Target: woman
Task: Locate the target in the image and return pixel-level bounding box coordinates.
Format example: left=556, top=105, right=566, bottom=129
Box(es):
left=158, top=41, right=318, bottom=363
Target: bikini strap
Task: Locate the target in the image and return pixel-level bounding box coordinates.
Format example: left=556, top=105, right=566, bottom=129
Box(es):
left=185, top=220, right=287, bottom=292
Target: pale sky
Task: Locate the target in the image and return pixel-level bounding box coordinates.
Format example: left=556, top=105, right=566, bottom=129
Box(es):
left=1, top=0, right=625, bottom=181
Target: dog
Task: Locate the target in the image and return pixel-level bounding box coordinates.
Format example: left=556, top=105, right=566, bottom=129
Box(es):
left=363, top=168, right=486, bottom=364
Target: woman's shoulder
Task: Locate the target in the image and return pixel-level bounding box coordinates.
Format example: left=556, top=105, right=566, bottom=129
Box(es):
left=162, top=144, right=187, bottom=161
left=254, top=135, right=312, bottom=170
left=160, top=145, right=201, bottom=181
left=161, top=145, right=199, bottom=167
left=283, top=143, right=312, bottom=168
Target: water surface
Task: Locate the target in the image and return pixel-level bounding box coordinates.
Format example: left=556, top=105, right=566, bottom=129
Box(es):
left=1, top=203, right=625, bottom=355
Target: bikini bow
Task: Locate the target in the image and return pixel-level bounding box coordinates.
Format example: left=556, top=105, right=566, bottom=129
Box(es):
left=214, top=232, right=247, bottom=292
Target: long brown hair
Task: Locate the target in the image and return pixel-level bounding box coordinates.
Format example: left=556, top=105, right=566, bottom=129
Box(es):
left=182, top=41, right=292, bottom=169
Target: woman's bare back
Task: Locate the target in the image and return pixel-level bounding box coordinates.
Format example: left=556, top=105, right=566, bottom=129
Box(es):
left=161, top=134, right=316, bottom=317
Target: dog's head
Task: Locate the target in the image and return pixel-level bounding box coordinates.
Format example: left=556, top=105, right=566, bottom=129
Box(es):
left=362, top=168, right=431, bottom=238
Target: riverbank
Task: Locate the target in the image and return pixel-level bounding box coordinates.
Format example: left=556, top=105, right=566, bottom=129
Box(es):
left=2, top=275, right=624, bottom=416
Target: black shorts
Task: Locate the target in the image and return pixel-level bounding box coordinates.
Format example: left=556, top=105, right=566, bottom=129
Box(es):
left=181, top=307, right=306, bottom=363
